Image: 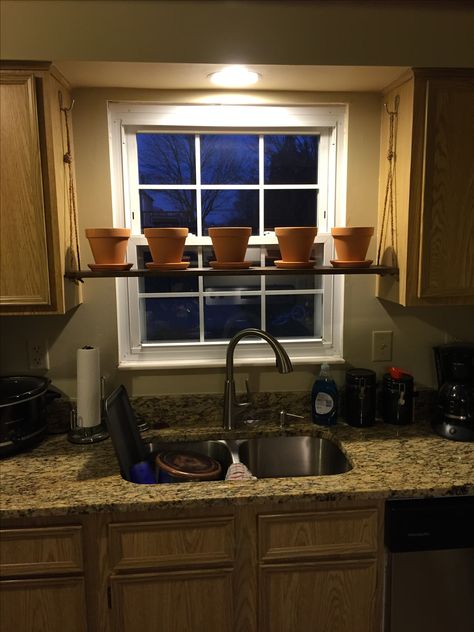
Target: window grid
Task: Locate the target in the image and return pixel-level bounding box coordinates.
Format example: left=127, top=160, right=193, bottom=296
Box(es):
left=130, top=132, right=324, bottom=345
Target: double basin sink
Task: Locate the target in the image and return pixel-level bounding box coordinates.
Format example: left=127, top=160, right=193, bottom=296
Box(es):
left=148, top=435, right=352, bottom=481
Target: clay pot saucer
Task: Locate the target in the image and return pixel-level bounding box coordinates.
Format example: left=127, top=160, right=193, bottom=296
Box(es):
left=88, top=262, right=133, bottom=271
left=209, top=260, right=252, bottom=270
left=330, top=259, right=373, bottom=268
left=275, top=260, right=316, bottom=269
left=145, top=261, right=190, bottom=271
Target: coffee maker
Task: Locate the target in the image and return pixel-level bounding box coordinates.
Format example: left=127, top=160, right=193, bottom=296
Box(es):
left=433, top=343, right=474, bottom=442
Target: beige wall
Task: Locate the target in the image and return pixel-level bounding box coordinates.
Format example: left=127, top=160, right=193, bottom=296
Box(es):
left=1, top=86, right=473, bottom=397
left=2, top=0, right=474, bottom=67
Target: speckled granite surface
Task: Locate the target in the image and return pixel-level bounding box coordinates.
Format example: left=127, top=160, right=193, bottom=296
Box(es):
left=0, top=392, right=472, bottom=519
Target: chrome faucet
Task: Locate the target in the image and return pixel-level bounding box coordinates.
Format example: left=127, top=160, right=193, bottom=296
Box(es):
left=223, top=328, right=293, bottom=430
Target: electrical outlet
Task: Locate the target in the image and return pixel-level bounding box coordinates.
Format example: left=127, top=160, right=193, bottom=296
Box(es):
left=372, top=330, right=393, bottom=362
left=28, top=339, right=50, bottom=370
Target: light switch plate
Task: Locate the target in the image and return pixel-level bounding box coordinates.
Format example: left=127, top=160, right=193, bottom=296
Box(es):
left=372, top=330, right=393, bottom=362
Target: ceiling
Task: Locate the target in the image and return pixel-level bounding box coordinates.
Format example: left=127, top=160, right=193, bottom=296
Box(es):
left=54, top=61, right=408, bottom=92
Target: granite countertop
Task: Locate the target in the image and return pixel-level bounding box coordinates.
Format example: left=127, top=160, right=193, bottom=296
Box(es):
left=0, top=393, right=473, bottom=519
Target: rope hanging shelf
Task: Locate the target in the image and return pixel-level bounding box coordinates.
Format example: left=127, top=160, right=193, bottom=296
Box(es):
left=65, top=265, right=398, bottom=281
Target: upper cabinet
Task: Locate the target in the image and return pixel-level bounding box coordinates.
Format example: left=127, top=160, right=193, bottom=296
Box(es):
left=377, top=69, right=474, bottom=306
left=0, top=62, right=82, bottom=315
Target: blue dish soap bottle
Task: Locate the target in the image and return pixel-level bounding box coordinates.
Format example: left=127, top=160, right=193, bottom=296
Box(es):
left=311, top=363, right=338, bottom=426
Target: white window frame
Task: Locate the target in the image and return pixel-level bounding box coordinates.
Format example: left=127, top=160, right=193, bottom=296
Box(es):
left=108, top=102, right=347, bottom=369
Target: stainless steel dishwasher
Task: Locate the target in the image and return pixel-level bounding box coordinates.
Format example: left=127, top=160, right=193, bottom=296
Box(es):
left=385, top=496, right=474, bottom=632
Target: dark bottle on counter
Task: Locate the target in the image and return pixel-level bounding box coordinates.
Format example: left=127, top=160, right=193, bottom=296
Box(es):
left=382, top=367, right=414, bottom=425
left=311, top=363, right=338, bottom=426
left=345, top=368, right=376, bottom=427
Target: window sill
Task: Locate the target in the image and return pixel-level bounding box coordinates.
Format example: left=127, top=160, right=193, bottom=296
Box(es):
left=118, top=355, right=346, bottom=370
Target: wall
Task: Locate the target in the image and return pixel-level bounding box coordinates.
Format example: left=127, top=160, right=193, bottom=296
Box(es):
left=2, top=0, right=474, bottom=67
left=1, top=86, right=473, bottom=397
left=1, top=0, right=473, bottom=398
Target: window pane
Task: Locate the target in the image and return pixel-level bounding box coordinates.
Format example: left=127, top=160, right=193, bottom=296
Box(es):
left=137, top=134, right=195, bottom=184
left=202, top=190, right=259, bottom=234
left=139, top=247, right=199, bottom=293
left=264, top=190, right=318, bottom=230
left=204, top=296, right=261, bottom=340
left=266, top=294, right=322, bottom=338
left=266, top=275, right=321, bottom=291
left=140, top=190, right=197, bottom=233
left=142, top=298, right=200, bottom=342
left=264, top=135, right=319, bottom=184
left=201, top=134, right=258, bottom=184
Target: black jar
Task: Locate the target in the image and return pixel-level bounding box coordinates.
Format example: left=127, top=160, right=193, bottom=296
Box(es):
left=382, top=372, right=414, bottom=425
left=345, top=368, right=376, bottom=427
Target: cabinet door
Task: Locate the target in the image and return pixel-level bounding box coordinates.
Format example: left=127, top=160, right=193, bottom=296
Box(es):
left=0, top=73, right=51, bottom=307
left=0, top=577, right=87, bottom=632
left=260, top=559, right=378, bottom=632
left=418, top=77, right=474, bottom=300
left=110, top=568, right=234, bottom=632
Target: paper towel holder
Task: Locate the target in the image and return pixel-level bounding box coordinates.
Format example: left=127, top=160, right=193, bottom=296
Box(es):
left=68, top=376, right=109, bottom=444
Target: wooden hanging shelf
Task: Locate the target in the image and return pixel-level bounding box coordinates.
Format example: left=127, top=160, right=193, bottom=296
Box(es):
left=65, top=265, right=398, bottom=280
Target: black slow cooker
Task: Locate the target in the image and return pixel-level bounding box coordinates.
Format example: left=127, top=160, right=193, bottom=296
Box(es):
left=0, top=376, right=59, bottom=458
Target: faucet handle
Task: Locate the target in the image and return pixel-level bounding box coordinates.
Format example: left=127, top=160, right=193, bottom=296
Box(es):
left=279, top=409, right=305, bottom=429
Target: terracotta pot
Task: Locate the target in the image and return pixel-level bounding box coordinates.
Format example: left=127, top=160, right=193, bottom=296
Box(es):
left=144, top=227, right=189, bottom=263
left=85, top=228, right=131, bottom=264
left=208, top=227, right=252, bottom=262
left=275, top=226, right=317, bottom=262
left=331, top=227, right=374, bottom=261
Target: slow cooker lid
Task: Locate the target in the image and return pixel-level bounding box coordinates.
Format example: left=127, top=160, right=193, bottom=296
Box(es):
left=0, top=376, right=50, bottom=405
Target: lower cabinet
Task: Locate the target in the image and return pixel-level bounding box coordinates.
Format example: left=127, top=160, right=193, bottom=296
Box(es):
left=110, top=569, right=234, bottom=632
left=0, top=501, right=383, bottom=632
left=260, top=560, right=378, bottom=632
left=257, top=508, right=380, bottom=632
left=107, top=515, right=236, bottom=632
left=0, top=525, right=88, bottom=632
left=0, top=577, right=87, bottom=632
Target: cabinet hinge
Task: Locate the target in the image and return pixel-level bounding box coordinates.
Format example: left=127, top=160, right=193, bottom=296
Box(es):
left=107, top=586, right=112, bottom=609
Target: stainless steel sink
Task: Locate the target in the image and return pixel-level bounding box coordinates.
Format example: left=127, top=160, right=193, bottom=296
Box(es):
left=147, top=439, right=234, bottom=481
left=237, top=435, right=351, bottom=478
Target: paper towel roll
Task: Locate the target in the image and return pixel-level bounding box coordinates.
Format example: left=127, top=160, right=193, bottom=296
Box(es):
left=76, top=346, right=101, bottom=428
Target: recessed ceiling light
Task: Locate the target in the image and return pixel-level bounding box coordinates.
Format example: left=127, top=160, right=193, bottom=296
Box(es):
left=207, top=65, right=261, bottom=88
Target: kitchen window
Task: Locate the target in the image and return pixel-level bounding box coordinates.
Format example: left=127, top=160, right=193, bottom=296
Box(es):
left=108, top=103, right=346, bottom=368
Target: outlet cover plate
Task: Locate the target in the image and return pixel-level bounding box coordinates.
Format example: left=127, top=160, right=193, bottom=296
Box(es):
left=28, top=340, right=50, bottom=370
left=372, top=330, right=393, bottom=362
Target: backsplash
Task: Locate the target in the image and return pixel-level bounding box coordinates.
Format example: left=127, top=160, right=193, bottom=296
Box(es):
left=46, top=388, right=436, bottom=434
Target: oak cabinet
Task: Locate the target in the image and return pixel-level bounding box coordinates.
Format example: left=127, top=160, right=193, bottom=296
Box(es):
left=0, top=502, right=383, bottom=632
left=0, top=62, right=82, bottom=314
left=258, top=508, right=380, bottom=632
left=107, top=516, right=236, bottom=632
left=377, top=69, right=474, bottom=306
left=0, top=525, right=87, bottom=632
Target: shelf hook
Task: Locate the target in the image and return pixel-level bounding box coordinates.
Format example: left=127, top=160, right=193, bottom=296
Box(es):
left=384, top=95, right=400, bottom=116
left=58, top=91, right=75, bottom=113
